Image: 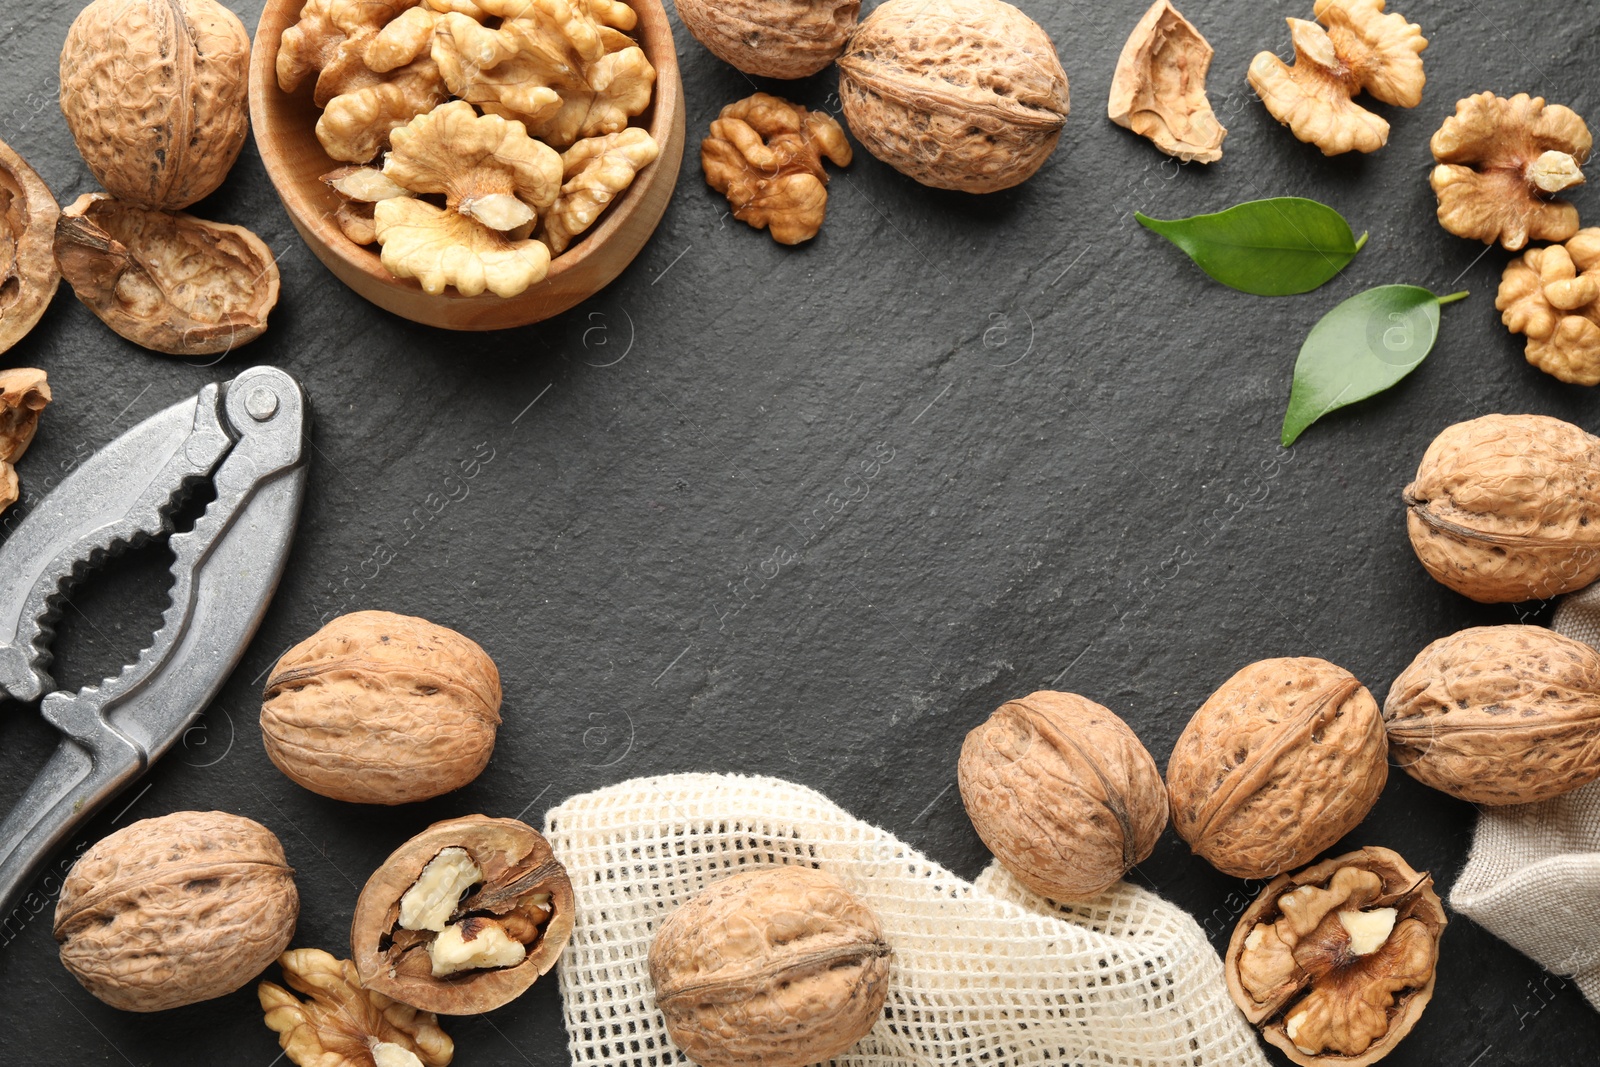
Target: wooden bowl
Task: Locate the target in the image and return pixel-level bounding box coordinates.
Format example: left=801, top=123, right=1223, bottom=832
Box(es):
left=248, top=0, right=685, bottom=331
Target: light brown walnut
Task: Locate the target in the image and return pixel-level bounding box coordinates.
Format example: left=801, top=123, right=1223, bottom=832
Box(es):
left=260, top=949, right=454, bottom=1067
left=1497, top=230, right=1600, bottom=385
left=649, top=865, right=891, bottom=1067
left=0, top=138, right=60, bottom=356
left=386, top=101, right=563, bottom=232
left=959, top=690, right=1167, bottom=900
left=261, top=610, right=501, bottom=805
left=837, top=0, right=1069, bottom=193
left=60, top=0, right=251, bottom=210
left=0, top=368, right=50, bottom=514
left=1403, top=414, right=1600, bottom=602
left=1226, top=847, right=1444, bottom=1067
left=675, top=0, right=858, bottom=79
left=544, top=128, right=660, bottom=254
left=702, top=93, right=850, bottom=246
left=55, top=811, right=298, bottom=1012
left=1384, top=625, right=1600, bottom=805
left=1108, top=0, right=1226, bottom=164
left=1166, top=658, right=1387, bottom=879
left=1247, top=0, right=1426, bottom=156
left=351, top=815, right=574, bottom=1014
left=54, top=193, right=280, bottom=356
left=317, top=58, right=449, bottom=164
left=1431, top=92, right=1592, bottom=250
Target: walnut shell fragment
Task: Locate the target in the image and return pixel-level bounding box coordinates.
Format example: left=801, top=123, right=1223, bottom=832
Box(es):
left=1384, top=625, right=1600, bottom=805
left=958, top=690, right=1167, bottom=900
left=1497, top=230, right=1600, bottom=385
left=260, top=948, right=454, bottom=1067
left=55, top=811, right=299, bottom=1012
left=352, top=815, right=574, bottom=1014
left=837, top=0, right=1069, bottom=193
left=53, top=193, right=279, bottom=356
left=1403, top=414, right=1600, bottom=602
left=0, top=137, right=61, bottom=356
left=261, top=611, right=502, bottom=806
left=0, top=368, right=50, bottom=513
left=1431, top=92, right=1592, bottom=251
left=1108, top=0, right=1226, bottom=164
left=702, top=93, right=850, bottom=246
left=1248, top=0, right=1427, bottom=156
left=1167, top=658, right=1388, bottom=879
left=59, top=0, right=251, bottom=210
left=674, top=0, right=859, bottom=79
left=649, top=865, right=891, bottom=1067
left=1226, top=847, right=1445, bottom=1067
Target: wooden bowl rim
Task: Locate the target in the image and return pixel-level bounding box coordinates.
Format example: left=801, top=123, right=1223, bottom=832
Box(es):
left=247, top=0, right=682, bottom=321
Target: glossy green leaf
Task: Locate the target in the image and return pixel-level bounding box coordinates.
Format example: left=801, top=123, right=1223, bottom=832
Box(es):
left=1281, top=286, right=1469, bottom=447
left=1135, top=198, right=1368, bottom=296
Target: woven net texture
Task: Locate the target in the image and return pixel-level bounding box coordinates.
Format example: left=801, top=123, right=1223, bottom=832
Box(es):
left=544, top=772, right=1268, bottom=1067
left=1451, top=584, right=1600, bottom=1008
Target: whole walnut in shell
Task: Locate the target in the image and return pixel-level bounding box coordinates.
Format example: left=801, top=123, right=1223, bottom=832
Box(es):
left=261, top=611, right=501, bottom=805
left=1404, top=414, right=1600, bottom=603
left=837, top=0, right=1070, bottom=193
left=1384, top=625, right=1600, bottom=805
left=649, top=865, right=891, bottom=1067
left=958, top=690, right=1167, bottom=900
left=1167, top=658, right=1388, bottom=880
left=675, top=0, right=858, bottom=79
left=1226, top=846, right=1444, bottom=1067
left=54, top=811, right=298, bottom=1012
left=59, top=0, right=251, bottom=210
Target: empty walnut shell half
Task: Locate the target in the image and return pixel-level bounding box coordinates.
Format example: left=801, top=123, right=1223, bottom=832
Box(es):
left=0, top=137, right=60, bottom=356
left=1225, top=846, right=1445, bottom=1067
left=54, top=193, right=279, bottom=356
left=1384, top=625, right=1600, bottom=805
left=837, top=0, right=1070, bottom=193
left=1107, top=0, right=1226, bottom=164
left=959, top=690, right=1167, bottom=900
left=1167, top=658, right=1388, bottom=880
left=351, top=815, right=574, bottom=1015
left=55, top=811, right=299, bottom=1012
left=649, top=865, right=891, bottom=1067
left=1404, top=414, right=1600, bottom=603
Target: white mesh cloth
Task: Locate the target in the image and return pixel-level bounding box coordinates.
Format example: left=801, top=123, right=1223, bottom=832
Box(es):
left=543, top=773, right=1268, bottom=1067
left=1451, top=583, right=1600, bottom=1010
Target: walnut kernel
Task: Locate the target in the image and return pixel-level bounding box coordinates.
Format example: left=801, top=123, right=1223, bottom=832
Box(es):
left=0, top=368, right=50, bottom=514
left=1497, top=228, right=1600, bottom=385
left=702, top=93, right=851, bottom=246
left=260, top=948, right=454, bottom=1067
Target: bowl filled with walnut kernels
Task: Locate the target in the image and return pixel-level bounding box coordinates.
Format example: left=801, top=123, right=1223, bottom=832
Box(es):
left=248, top=0, right=684, bottom=331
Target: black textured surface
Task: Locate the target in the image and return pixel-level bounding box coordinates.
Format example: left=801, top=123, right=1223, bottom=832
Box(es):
left=1, top=0, right=1598, bottom=1063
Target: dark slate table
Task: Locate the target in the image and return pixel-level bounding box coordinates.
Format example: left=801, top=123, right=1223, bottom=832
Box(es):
left=2, top=0, right=1598, bottom=1063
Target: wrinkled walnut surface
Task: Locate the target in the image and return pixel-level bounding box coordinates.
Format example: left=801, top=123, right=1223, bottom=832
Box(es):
left=1431, top=92, right=1592, bottom=250
left=1108, top=0, right=1226, bottom=163
left=60, top=0, right=251, bottom=210
left=385, top=101, right=563, bottom=232
left=260, top=948, right=454, bottom=1067
left=1404, top=414, right=1600, bottom=602
left=1498, top=230, right=1600, bottom=385
left=0, top=137, right=60, bottom=356
left=352, top=815, right=574, bottom=1014
left=0, top=368, right=50, bottom=513
left=649, top=865, right=891, bottom=1067
left=1384, top=625, right=1600, bottom=805
left=545, top=128, right=661, bottom=253
left=959, top=690, right=1166, bottom=900
left=54, top=193, right=280, bottom=356
left=702, top=93, right=850, bottom=246
left=1248, top=0, right=1426, bottom=156
left=262, top=610, right=501, bottom=805
left=1226, top=847, right=1444, bottom=1067
left=837, top=0, right=1069, bottom=193
left=674, top=0, right=858, bottom=79
left=1167, top=657, right=1387, bottom=879
left=55, top=811, right=298, bottom=1012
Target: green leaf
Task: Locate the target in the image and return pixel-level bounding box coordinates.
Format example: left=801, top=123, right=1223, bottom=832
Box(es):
left=1135, top=198, right=1368, bottom=296
left=1281, top=286, right=1469, bottom=447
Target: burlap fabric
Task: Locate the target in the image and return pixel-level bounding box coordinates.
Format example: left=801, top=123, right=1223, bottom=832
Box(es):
left=544, top=772, right=1268, bottom=1067
left=1451, top=583, right=1600, bottom=1009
